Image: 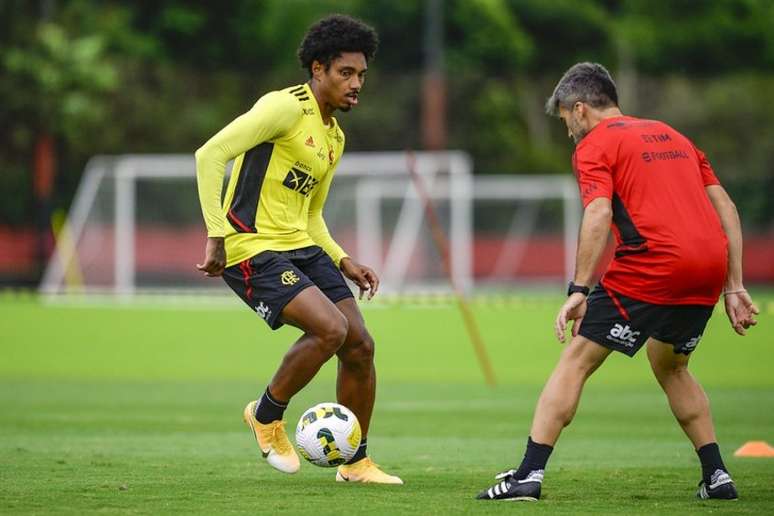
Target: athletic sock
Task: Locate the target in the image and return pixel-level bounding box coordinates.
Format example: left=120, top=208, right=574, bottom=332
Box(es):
left=514, top=436, right=553, bottom=479
left=346, top=438, right=368, bottom=465
left=696, top=442, right=728, bottom=483
left=254, top=387, right=288, bottom=424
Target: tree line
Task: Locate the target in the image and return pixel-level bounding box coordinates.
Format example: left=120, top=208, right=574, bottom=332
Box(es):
left=1, top=0, right=772, bottom=230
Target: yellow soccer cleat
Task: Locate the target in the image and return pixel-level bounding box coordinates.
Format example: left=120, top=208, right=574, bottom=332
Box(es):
left=243, top=401, right=300, bottom=474
left=335, top=457, right=404, bottom=484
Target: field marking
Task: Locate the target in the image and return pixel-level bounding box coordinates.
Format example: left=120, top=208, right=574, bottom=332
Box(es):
left=5, top=289, right=774, bottom=315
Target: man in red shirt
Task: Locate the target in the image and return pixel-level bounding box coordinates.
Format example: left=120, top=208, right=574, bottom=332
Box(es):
left=477, top=62, right=759, bottom=502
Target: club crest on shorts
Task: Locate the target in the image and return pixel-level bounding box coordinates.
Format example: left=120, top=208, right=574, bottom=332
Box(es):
left=281, top=270, right=300, bottom=286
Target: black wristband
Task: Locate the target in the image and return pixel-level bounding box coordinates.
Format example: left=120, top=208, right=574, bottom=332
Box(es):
left=567, top=281, right=590, bottom=297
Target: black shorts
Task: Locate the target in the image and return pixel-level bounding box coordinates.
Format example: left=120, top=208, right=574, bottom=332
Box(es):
left=222, top=246, right=353, bottom=330
left=578, top=284, right=714, bottom=357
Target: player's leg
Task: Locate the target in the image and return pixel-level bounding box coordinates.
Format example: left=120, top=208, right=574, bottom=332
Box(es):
left=241, top=287, right=347, bottom=474
left=646, top=336, right=737, bottom=500
left=476, top=335, right=611, bottom=501
left=517, top=336, right=611, bottom=482
left=292, top=246, right=402, bottom=483
left=224, top=251, right=348, bottom=474
left=646, top=338, right=716, bottom=447
left=268, top=287, right=348, bottom=402
left=289, top=246, right=375, bottom=431
left=477, top=285, right=653, bottom=501
left=250, top=285, right=347, bottom=424
left=331, top=297, right=401, bottom=484
left=334, top=298, right=375, bottom=441
left=530, top=335, right=612, bottom=445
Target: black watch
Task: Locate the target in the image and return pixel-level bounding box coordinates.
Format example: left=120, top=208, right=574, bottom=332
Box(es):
left=567, top=281, right=590, bottom=297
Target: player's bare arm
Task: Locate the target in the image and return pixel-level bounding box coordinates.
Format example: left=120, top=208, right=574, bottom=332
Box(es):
left=555, top=197, right=612, bottom=342
left=705, top=184, right=759, bottom=335
left=196, top=236, right=226, bottom=277
left=340, top=257, right=379, bottom=300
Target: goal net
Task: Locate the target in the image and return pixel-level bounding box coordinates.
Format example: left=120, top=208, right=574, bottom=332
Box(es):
left=40, top=152, right=580, bottom=298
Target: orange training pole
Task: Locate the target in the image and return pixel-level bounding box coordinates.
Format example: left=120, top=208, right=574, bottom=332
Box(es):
left=405, top=152, right=497, bottom=387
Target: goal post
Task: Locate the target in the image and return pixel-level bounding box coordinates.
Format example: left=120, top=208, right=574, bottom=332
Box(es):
left=40, top=152, right=581, bottom=298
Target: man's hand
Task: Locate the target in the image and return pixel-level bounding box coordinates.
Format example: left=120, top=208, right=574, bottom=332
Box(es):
left=196, top=237, right=226, bottom=277
left=724, top=290, right=759, bottom=336
left=555, top=292, right=588, bottom=342
left=340, top=257, right=380, bottom=300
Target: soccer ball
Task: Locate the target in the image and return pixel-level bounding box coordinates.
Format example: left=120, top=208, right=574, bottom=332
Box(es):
left=295, top=402, right=361, bottom=467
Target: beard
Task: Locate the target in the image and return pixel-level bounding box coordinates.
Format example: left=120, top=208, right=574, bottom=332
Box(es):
left=569, top=119, right=588, bottom=144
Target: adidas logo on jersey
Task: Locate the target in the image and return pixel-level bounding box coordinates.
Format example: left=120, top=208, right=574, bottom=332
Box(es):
left=606, top=323, right=640, bottom=347
left=305, top=136, right=315, bottom=147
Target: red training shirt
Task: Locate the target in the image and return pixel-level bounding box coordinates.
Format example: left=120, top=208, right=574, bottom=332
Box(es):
left=572, top=116, right=727, bottom=306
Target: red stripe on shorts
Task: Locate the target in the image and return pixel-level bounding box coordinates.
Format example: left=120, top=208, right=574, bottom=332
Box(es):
left=240, top=260, right=253, bottom=301
left=603, top=284, right=630, bottom=320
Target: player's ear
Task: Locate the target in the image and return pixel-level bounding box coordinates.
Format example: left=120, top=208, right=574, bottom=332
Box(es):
left=311, top=60, right=325, bottom=81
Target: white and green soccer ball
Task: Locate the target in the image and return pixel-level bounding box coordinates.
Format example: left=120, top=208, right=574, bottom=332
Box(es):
left=295, top=402, right=361, bottom=467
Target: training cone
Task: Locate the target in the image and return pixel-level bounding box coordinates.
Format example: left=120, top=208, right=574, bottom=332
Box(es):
left=733, top=441, right=774, bottom=458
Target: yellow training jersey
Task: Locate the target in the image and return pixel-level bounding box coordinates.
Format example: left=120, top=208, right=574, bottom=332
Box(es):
left=195, top=83, right=348, bottom=268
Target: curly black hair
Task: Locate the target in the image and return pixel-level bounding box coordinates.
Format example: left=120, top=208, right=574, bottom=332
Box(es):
left=297, top=14, right=378, bottom=76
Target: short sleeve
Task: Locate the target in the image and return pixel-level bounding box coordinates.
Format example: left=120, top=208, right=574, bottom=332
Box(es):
left=572, top=142, right=614, bottom=207
left=692, top=145, right=721, bottom=186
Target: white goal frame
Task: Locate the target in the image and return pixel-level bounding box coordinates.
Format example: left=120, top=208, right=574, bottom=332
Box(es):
left=358, top=175, right=580, bottom=291
left=40, top=152, right=581, bottom=297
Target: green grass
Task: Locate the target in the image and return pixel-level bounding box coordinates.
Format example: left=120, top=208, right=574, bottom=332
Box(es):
left=1, top=293, right=773, bottom=514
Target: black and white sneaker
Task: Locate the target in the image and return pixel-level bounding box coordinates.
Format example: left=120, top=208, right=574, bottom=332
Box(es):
left=475, top=469, right=543, bottom=501
left=697, top=469, right=738, bottom=500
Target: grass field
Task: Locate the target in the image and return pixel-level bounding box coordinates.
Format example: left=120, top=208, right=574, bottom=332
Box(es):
left=1, top=292, right=773, bottom=514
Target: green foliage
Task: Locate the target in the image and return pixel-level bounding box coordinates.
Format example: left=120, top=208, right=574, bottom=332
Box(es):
left=448, top=0, right=533, bottom=71
left=0, top=11, right=121, bottom=224
left=615, top=0, right=774, bottom=74
left=0, top=0, right=772, bottom=231
left=3, top=23, right=117, bottom=142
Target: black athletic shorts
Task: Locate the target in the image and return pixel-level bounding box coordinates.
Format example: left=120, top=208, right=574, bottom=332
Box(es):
left=222, top=245, right=353, bottom=330
left=578, top=284, right=714, bottom=357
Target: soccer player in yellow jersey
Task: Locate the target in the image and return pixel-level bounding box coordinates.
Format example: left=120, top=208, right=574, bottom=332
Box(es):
left=194, top=15, right=401, bottom=484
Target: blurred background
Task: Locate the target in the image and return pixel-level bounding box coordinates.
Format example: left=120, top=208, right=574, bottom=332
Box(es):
left=1, top=0, right=772, bottom=294
left=2, top=4, right=773, bottom=512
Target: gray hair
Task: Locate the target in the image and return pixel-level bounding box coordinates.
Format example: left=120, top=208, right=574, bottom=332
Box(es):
left=545, top=62, right=619, bottom=116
